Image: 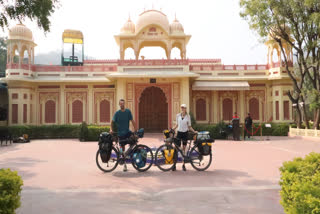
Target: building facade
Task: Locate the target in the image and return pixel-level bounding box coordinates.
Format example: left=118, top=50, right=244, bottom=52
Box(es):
left=2, top=10, right=294, bottom=132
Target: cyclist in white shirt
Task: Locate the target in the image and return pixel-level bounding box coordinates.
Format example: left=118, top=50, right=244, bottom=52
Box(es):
left=172, top=104, right=197, bottom=171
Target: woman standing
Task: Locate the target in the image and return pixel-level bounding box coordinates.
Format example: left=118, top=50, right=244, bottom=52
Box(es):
left=172, top=104, right=197, bottom=171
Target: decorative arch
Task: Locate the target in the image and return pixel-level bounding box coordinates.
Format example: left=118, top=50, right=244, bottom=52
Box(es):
left=249, top=98, right=259, bottom=120
left=100, top=99, right=110, bottom=123
left=135, top=84, right=172, bottom=129
left=72, top=100, right=83, bottom=123
left=223, top=98, right=233, bottom=121
left=196, top=98, right=206, bottom=121
left=45, top=100, right=56, bottom=123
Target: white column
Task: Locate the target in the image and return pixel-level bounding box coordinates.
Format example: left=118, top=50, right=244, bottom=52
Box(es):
left=88, top=85, right=93, bottom=124
left=60, top=85, right=65, bottom=124
left=240, top=91, right=245, bottom=123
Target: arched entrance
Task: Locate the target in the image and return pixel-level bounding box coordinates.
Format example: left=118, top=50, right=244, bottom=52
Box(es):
left=139, top=86, right=168, bottom=132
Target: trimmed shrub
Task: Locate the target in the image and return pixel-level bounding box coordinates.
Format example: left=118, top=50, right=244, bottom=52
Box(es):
left=79, top=122, right=88, bottom=141
left=0, top=169, right=23, bottom=214
left=279, top=152, right=320, bottom=214
left=0, top=125, right=80, bottom=139
left=87, top=125, right=110, bottom=141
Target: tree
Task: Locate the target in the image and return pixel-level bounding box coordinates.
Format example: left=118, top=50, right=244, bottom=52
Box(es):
left=0, top=0, right=59, bottom=32
left=240, top=0, right=320, bottom=129
left=0, top=37, right=6, bottom=77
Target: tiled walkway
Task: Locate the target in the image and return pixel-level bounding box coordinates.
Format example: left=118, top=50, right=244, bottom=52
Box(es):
left=1, top=135, right=319, bottom=214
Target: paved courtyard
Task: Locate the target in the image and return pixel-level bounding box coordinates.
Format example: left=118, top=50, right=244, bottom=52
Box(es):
left=1, top=135, right=320, bottom=214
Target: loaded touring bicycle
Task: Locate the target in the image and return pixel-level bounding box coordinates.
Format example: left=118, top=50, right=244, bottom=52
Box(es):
left=96, top=128, right=154, bottom=172
left=154, top=129, right=214, bottom=171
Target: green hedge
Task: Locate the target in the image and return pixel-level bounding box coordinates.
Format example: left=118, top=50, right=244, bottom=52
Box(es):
left=86, top=125, right=110, bottom=141
left=279, top=152, right=320, bottom=214
left=0, top=169, right=23, bottom=214
left=193, top=122, right=289, bottom=139
left=0, top=125, right=110, bottom=141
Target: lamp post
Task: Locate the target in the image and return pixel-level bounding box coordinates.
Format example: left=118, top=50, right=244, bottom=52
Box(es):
left=299, top=102, right=304, bottom=126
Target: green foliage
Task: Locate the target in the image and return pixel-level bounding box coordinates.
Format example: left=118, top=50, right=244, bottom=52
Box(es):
left=79, top=122, right=88, bottom=141
left=189, top=112, right=196, bottom=127
left=279, top=152, right=320, bottom=214
left=0, top=169, right=23, bottom=214
left=0, top=0, right=59, bottom=32
left=87, top=125, right=110, bottom=141
left=0, top=37, right=6, bottom=77
left=0, top=125, right=80, bottom=139
left=193, top=122, right=289, bottom=139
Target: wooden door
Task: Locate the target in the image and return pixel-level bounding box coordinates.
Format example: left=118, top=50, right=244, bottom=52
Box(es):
left=139, top=86, right=168, bottom=132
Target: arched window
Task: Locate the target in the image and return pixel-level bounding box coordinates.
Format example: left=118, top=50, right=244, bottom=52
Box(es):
left=196, top=98, right=206, bottom=121
left=100, top=100, right=110, bottom=123
left=72, top=100, right=83, bottom=123
left=249, top=98, right=259, bottom=120
left=223, top=99, right=233, bottom=121
left=45, top=100, right=56, bottom=123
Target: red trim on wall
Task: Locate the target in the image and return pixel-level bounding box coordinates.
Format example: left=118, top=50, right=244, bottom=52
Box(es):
left=38, top=86, right=60, bottom=89
left=249, top=84, right=266, bottom=87
left=65, top=85, right=88, bottom=89
left=23, top=104, right=27, bottom=123
left=93, top=85, right=115, bottom=88
left=218, top=73, right=239, bottom=76
left=12, top=104, right=18, bottom=124
left=12, top=93, right=18, bottom=99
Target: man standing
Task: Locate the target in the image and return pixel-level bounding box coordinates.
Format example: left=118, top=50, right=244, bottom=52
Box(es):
left=232, top=112, right=240, bottom=141
left=110, top=99, right=137, bottom=171
left=244, top=113, right=253, bottom=140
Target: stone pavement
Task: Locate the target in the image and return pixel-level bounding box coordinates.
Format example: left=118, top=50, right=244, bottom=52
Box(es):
left=1, top=135, right=320, bottom=214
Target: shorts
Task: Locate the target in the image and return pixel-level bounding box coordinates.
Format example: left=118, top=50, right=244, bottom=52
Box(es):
left=118, top=131, right=133, bottom=146
left=176, top=131, right=188, bottom=146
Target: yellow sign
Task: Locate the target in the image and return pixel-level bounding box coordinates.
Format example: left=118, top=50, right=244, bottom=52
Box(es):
left=63, top=38, right=83, bottom=44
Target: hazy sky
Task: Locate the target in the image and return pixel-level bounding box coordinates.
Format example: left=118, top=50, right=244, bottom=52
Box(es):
left=1, top=0, right=269, bottom=65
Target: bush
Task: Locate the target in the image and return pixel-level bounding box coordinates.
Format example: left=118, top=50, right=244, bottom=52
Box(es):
left=79, top=122, right=88, bottom=141
left=87, top=125, right=110, bottom=141
left=0, top=125, right=80, bottom=139
left=192, top=122, right=289, bottom=139
left=279, top=152, right=320, bottom=214
left=0, top=169, right=23, bottom=214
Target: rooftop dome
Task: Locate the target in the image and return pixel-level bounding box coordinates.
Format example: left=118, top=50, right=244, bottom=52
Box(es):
left=135, top=10, right=170, bottom=34
left=170, top=18, right=184, bottom=34
left=121, top=18, right=135, bottom=34
left=8, top=24, right=34, bottom=42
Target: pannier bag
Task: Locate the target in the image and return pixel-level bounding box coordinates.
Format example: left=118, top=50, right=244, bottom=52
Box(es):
left=195, top=131, right=214, bottom=156
left=133, top=148, right=147, bottom=168
left=99, top=132, right=113, bottom=163
left=164, top=149, right=175, bottom=164
left=137, top=128, right=144, bottom=138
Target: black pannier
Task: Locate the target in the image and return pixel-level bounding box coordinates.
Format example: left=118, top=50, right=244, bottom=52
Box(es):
left=98, top=132, right=113, bottom=163
left=195, top=131, right=214, bottom=156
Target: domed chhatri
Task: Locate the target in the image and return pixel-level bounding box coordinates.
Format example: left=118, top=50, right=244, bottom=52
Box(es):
left=170, top=17, right=184, bottom=34
left=136, top=9, right=170, bottom=34
left=121, top=17, right=135, bottom=34
left=115, top=9, right=191, bottom=60
left=8, top=24, right=34, bottom=42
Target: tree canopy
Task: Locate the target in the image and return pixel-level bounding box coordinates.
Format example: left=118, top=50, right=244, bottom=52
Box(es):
left=240, top=0, right=320, bottom=129
left=0, top=0, right=59, bottom=32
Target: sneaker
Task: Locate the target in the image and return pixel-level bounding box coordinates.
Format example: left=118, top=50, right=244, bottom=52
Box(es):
left=123, top=164, right=127, bottom=172
left=182, top=164, right=186, bottom=171
left=172, top=165, right=176, bottom=171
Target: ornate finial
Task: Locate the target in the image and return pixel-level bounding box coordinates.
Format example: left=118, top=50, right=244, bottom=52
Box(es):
left=152, top=3, right=154, bottom=9
left=174, top=13, right=178, bottom=21
left=128, top=13, right=131, bottom=21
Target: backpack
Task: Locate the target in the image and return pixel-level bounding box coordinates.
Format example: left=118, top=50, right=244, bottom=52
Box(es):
left=133, top=149, right=147, bottom=168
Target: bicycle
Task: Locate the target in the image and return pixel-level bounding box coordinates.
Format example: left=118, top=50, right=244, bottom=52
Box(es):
left=96, top=128, right=154, bottom=172
left=154, top=129, right=213, bottom=171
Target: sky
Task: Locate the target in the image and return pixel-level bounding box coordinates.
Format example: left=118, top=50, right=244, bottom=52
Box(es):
left=1, top=0, right=269, bottom=65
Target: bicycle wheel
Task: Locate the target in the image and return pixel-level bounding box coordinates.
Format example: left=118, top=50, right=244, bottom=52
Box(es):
left=189, top=144, right=212, bottom=171
left=131, top=144, right=154, bottom=172
left=96, top=146, right=119, bottom=172
left=155, top=144, right=177, bottom=171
